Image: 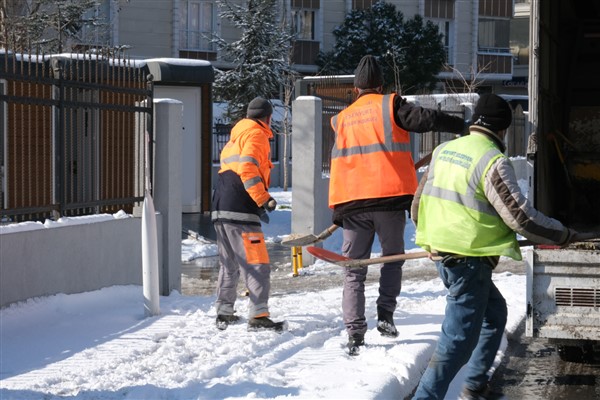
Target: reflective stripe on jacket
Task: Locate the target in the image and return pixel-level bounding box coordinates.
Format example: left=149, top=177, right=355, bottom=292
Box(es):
left=219, top=118, right=273, bottom=207
left=329, top=93, right=417, bottom=207
left=415, top=133, right=522, bottom=260
left=211, top=118, right=273, bottom=224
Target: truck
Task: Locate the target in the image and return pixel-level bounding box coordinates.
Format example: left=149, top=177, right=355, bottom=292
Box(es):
left=525, top=0, right=600, bottom=363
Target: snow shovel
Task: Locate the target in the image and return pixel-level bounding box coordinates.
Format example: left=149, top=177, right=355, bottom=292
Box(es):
left=305, top=238, right=581, bottom=268
left=281, top=152, right=434, bottom=248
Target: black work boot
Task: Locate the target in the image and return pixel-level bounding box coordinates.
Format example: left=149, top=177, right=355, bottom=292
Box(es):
left=347, top=333, right=365, bottom=356
left=377, top=306, right=399, bottom=338
left=215, top=314, right=240, bottom=331
left=459, top=383, right=506, bottom=400
left=247, top=316, right=286, bottom=332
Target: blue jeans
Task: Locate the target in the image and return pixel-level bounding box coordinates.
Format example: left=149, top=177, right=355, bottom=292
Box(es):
left=412, top=257, right=507, bottom=399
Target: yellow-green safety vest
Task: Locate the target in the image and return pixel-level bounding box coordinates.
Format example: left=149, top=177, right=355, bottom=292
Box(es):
left=415, top=133, right=521, bottom=260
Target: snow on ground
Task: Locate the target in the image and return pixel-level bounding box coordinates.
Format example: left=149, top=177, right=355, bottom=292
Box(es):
left=1, top=188, right=527, bottom=400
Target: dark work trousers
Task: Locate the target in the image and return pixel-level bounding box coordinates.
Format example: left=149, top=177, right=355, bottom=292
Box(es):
left=341, top=210, right=406, bottom=336
left=214, top=221, right=271, bottom=319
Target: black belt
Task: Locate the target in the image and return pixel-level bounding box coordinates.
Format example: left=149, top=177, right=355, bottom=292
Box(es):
left=437, top=253, right=498, bottom=268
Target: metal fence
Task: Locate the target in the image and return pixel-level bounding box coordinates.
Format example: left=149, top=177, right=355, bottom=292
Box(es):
left=0, top=51, right=154, bottom=223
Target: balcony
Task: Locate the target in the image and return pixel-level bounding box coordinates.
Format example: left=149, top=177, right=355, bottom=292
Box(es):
left=477, top=48, right=513, bottom=78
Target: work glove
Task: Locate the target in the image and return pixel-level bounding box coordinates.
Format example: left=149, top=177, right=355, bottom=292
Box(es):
left=569, top=229, right=599, bottom=243
left=561, top=228, right=579, bottom=246
left=263, top=197, right=277, bottom=212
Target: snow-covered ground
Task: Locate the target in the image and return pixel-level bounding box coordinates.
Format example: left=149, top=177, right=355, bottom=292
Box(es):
left=1, top=188, right=527, bottom=400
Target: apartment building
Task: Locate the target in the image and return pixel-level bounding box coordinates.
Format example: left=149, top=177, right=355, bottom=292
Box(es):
left=79, top=0, right=527, bottom=95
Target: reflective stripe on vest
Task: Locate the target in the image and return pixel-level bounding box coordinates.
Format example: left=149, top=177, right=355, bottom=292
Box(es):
left=422, top=142, right=498, bottom=216
left=331, top=94, right=412, bottom=158
left=329, top=94, right=416, bottom=206
left=415, top=134, right=521, bottom=260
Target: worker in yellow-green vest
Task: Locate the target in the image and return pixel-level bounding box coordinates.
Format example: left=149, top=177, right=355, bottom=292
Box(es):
left=410, top=93, right=582, bottom=400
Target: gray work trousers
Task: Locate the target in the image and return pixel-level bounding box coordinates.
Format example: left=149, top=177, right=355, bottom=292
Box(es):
left=214, top=221, right=271, bottom=319
left=341, top=210, right=406, bottom=336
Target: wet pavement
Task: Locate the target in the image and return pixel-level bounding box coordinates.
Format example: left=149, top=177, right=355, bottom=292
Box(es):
left=491, top=322, right=600, bottom=399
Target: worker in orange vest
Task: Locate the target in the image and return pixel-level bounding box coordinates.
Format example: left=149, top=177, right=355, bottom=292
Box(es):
left=212, top=97, right=285, bottom=333
left=329, top=55, right=466, bottom=355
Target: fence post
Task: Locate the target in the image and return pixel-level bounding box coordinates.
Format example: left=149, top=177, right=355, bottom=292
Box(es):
left=152, top=98, right=183, bottom=295
left=291, top=96, right=332, bottom=265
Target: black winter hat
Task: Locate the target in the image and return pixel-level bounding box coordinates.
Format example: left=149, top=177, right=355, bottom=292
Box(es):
left=353, top=55, right=383, bottom=89
left=472, top=93, right=512, bottom=132
left=246, top=97, right=273, bottom=119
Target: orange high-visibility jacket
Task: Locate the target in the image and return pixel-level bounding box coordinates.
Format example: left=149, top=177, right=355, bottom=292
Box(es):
left=329, top=93, right=417, bottom=207
left=219, top=118, right=273, bottom=208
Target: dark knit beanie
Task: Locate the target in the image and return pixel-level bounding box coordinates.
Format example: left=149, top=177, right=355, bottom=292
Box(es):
left=353, top=55, right=383, bottom=89
left=472, top=93, right=512, bottom=132
left=246, top=97, right=273, bottom=119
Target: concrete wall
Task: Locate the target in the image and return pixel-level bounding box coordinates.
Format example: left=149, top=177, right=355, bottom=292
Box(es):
left=0, top=217, right=150, bottom=307
left=0, top=100, right=183, bottom=308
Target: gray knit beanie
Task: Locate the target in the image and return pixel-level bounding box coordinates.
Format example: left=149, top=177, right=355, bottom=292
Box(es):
left=246, top=97, right=273, bottom=119
left=353, top=55, right=383, bottom=89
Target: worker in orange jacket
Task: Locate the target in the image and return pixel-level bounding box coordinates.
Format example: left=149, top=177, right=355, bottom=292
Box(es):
left=211, top=97, right=285, bottom=332
left=330, top=55, right=466, bottom=355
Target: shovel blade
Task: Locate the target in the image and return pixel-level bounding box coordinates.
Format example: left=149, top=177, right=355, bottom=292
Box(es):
left=306, top=246, right=351, bottom=263
left=281, top=233, right=320, bottom=247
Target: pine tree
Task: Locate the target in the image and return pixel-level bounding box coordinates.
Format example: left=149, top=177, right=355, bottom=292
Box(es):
left=395, top=14, right=446, bottom=94
left=316, top=1, right=446, bottom=94
left=213, top=0, right=294, bottom=122
left=1, top=0, right=107, bottom=53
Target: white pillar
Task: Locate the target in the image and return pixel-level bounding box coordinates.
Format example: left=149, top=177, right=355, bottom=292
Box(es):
left=291, top=96, right=332, bottom=265
left=153, top=99, right=183, bottom=295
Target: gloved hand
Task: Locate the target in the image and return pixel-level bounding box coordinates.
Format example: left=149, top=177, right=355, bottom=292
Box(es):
left=569, top=229, right=600, bottom=243
left=568, top=228, right=580, bottom=243
left=263, top=197, right=277, bottom=212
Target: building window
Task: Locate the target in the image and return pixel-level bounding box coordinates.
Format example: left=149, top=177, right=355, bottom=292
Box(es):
left=352, top=0, right=375, bottom=10
left=424, top=0, right=455, bottom=19
left=292, top=9, right=315, bottom=40
left=510, top=16, right=529, bottom=66
left=428, top=19, right=454, bottom=66
left=479, top=0, right=512, bottom=18
left=425, top=1, right=455, bottom=66
left=478, top=18, right=510, bottom=53
left=180, top=0, right=215, bottom=51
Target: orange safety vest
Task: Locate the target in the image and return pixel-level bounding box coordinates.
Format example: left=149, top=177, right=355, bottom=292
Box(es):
left=329, top=93, right=417, bottom=207
left=219, top=118, right=273, bottom=207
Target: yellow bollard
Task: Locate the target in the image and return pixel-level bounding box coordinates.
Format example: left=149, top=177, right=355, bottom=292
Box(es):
left=292, top=246, right=301, bottom=277
left=297, top=246, right=303, bottom=271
